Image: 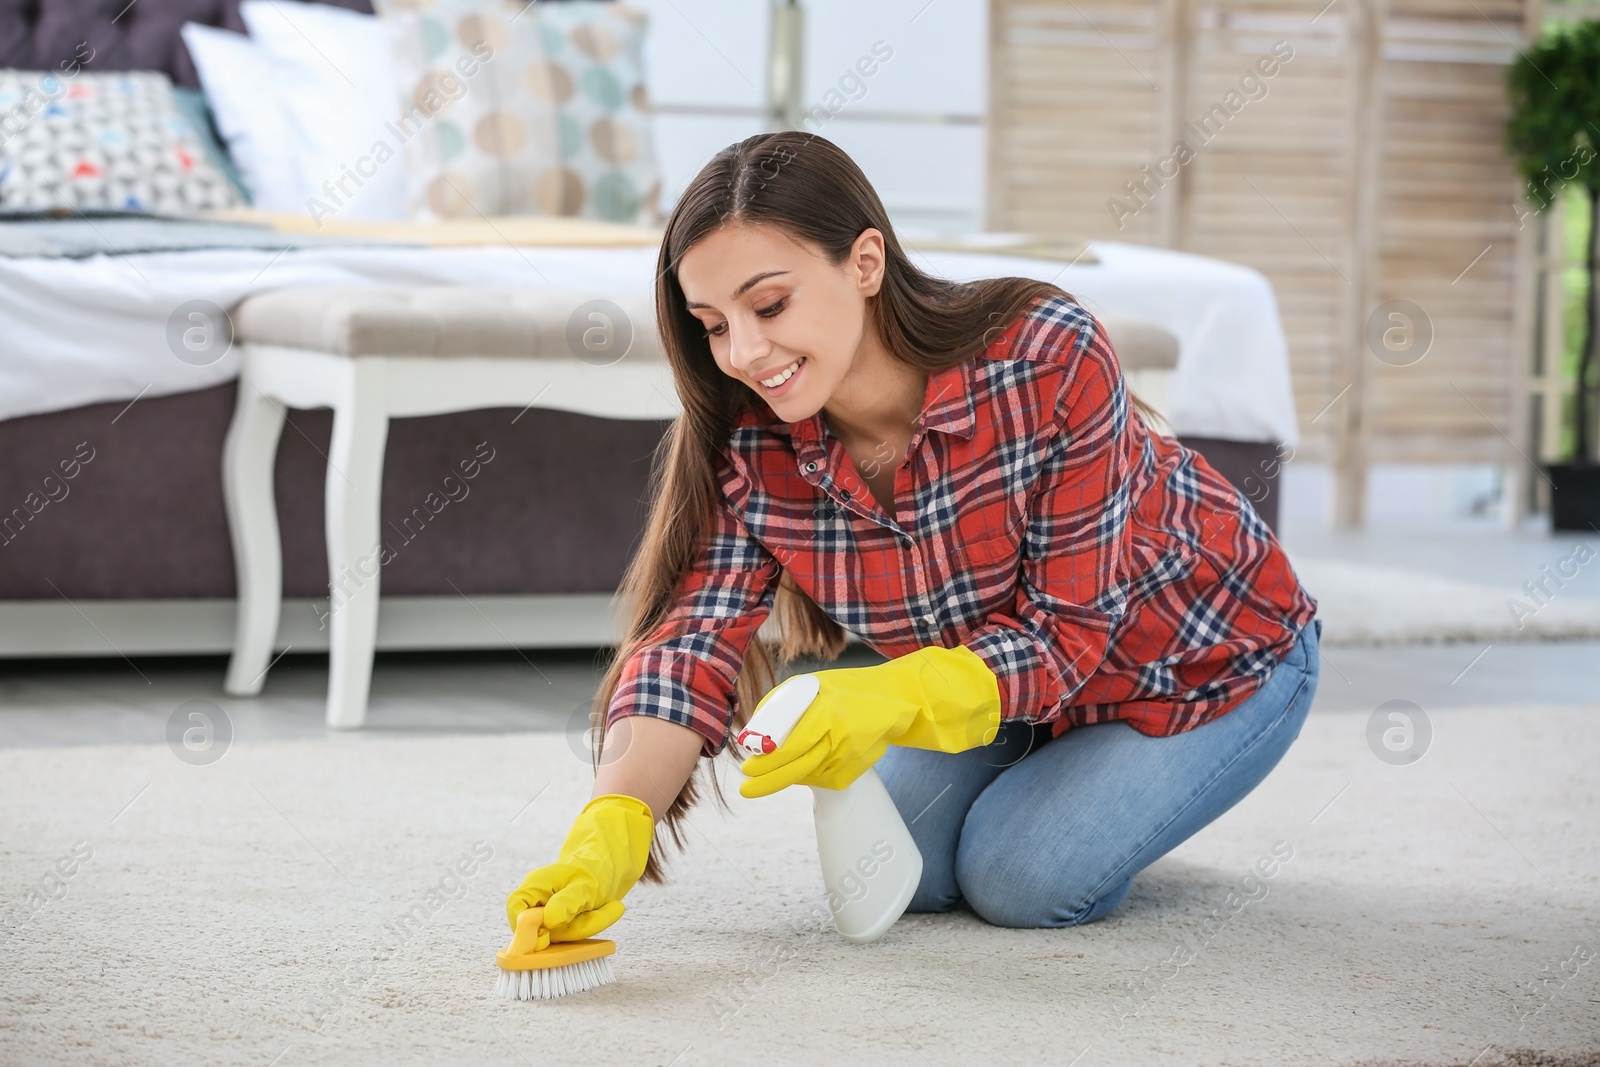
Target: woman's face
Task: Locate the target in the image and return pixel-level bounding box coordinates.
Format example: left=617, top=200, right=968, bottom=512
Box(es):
left=677, top=221, right=885, bottom=422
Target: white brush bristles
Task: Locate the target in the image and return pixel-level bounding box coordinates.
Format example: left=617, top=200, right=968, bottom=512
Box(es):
left=494, top=957, right=616, bottom=1001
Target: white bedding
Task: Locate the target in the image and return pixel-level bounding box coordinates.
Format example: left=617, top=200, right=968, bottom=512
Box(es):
left=0, top=239, right=1300, bottom=444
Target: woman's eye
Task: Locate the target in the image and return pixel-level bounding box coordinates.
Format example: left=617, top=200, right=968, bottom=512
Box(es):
left=703, top=322, right=727, bottom=338
left=757, top=298, right=786, bottom=318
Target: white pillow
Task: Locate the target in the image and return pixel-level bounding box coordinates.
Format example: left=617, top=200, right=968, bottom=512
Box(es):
left=179, top=23, right=303, bottom=212
left=181, top=7, right=407, bottom=220
left=239, top=0, right=407, bottom=221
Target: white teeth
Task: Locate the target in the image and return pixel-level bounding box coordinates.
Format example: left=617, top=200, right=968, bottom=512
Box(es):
left=760, top=358, right=803, bottom=389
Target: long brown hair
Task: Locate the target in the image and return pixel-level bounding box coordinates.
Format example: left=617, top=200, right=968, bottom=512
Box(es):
left=594, top=131, right=1089, bottom=882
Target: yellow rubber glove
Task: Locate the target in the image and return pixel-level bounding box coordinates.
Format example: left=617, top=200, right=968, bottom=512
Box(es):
left=504, top=793, right=654, bottom=944
left=739, top=644, right=1002, bottom=798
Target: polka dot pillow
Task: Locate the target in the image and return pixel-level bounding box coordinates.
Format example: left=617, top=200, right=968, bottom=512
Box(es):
left=379, top=0, right=661, bottom=225
left=382, top=0, right=561, bottom=219
left=0, top=71, right=243, bottom=215
left=529, top=0, right=662, bottom=225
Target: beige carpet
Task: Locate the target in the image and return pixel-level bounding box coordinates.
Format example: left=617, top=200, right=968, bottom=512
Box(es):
left=1292, top=557, right=1600, bottom=645
left=2, top=704, right=1597, bottom=1066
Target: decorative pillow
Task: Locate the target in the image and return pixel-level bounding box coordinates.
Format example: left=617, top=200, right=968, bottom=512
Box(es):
left=169, top=87, right=251, bottom=204
left=375, top=0, right=662, bottom=225
left=527, top=0, right=662, bottom=225
left=379, top=0, right=564, bottom=219
left=0, top=71, right=243, bottom=214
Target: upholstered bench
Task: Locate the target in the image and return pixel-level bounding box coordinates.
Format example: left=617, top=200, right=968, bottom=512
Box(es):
left=220, top=286, right=678, bottom=728
left=1099, top=312, right=1181, bottom=421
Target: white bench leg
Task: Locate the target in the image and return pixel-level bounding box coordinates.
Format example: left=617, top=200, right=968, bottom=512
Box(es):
left=324, top=364, right=390, bottom=729
left=222, top=371, right=288, bottom=696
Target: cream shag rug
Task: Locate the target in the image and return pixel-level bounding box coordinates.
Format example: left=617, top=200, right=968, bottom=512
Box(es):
left=1, top=707, right=1597, bottom=1067
left=1291, top=557, right=1600, bottom=645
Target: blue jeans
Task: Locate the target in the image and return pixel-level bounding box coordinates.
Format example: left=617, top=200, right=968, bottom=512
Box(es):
left=877, top=620, right=1321, bottom=927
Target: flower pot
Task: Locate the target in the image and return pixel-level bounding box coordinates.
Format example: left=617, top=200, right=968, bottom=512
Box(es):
left=1547, top=463, right=1600, bottom=532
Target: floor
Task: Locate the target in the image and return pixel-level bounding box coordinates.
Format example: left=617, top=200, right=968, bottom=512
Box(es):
left=2, top=706, right=1596, bottom=1067
left=1283, top=515, right=1600, bottom=599
left=0, top=635, right=1596, bottom=750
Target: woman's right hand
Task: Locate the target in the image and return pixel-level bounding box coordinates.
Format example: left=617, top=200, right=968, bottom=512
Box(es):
left=505, top=793, right=655, bottom=943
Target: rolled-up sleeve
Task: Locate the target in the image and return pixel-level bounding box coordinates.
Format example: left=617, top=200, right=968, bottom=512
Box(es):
left=605, top=493, right=783, bottom=757
left=963, top=319, right=1134, bottom=724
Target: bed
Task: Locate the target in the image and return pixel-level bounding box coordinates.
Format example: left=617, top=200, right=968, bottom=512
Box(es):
left=0, top=0, right=1301, bottom=658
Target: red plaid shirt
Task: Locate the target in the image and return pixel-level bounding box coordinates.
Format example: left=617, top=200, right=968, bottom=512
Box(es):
left=608, top=294, right=1318, bottom=757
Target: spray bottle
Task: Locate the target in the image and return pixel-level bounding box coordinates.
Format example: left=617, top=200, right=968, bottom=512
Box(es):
left=736, top=674, right=923, bottom=943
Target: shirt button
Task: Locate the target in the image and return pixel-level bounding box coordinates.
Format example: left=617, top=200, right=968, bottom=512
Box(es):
left=803, top=461, right=818, bottom=473
left=840, top=489, right=851, bottom=500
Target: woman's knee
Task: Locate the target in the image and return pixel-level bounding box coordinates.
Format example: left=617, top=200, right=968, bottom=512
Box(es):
left=952, top=828, right=1134, bottom=928
left=879, top=721, right=1040, bottom=915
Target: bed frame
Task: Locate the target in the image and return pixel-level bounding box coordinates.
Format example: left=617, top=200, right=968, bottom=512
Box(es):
left=0, top=0, right=1279, bottom=658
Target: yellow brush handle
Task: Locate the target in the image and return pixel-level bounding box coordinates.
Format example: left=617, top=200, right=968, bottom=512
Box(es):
left=497, top=905, right=617, bottom=972
left=506, top=906, right=550, bottom=956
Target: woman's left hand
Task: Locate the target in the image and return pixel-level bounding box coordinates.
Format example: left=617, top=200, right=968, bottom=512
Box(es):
left=738, top=644, right=1003, bottom=797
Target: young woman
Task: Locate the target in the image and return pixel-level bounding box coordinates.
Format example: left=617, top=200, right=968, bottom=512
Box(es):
left=505, top=132, right=1319, bottom=946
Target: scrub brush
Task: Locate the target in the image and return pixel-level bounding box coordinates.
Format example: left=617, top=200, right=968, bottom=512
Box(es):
left=494, top=906, right=617, bottom=1000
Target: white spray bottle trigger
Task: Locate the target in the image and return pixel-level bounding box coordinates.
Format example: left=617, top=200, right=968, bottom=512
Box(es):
left=735, top=674, right=821, bottom=758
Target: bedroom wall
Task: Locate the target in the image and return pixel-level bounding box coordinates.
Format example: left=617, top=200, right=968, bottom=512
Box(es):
left=640, top=0, right=988, bottom=234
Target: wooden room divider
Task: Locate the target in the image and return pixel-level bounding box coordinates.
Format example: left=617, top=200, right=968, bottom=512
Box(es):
left=988, top=0, right=1541, bottom=526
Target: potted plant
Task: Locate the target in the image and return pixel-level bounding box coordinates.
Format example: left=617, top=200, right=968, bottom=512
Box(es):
left=1506, top=19, right=1600, bottom=530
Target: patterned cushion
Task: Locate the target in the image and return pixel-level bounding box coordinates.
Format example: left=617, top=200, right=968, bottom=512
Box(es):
left=528, top=1, right=662, bottom=225
left=169, top=87, right=252, bottom=205
left=380, top=0, right=564, bottom=219
left=376, top=0, right=661, bottom=225
left=0, top=71, right=243, bottom=214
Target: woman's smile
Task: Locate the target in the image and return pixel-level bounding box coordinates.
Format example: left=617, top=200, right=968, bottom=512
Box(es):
left=757, top=356, right=806, bottom=395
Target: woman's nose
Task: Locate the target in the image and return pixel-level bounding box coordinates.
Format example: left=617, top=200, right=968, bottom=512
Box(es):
left=726, top=316, right=770, bottom=373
